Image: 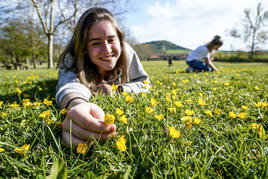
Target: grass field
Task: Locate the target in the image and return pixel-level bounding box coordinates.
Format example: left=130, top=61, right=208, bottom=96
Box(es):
left=0, top=61, right=267, bottom=178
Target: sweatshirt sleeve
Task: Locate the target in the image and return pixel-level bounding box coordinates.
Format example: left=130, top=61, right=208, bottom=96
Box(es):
left=55, top=54, right=91, bottom=106
left=120, top=43, right=151, bottom=93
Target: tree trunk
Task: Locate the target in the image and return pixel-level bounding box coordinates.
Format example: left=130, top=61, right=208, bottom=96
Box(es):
left=48, top=33, right=54, bottom=68
left=250, top=30, right=256, bottom=58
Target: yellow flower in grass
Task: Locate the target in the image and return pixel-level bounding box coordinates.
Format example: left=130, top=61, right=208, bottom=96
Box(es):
left=224, top=82, right=230, bottom=86
left=1, top=112, right=8, bottom=117
left=45, top=118, right=54, bottom=125
left=182, top=116, right=193, bottom=129
left=256, top=102, right=268, bottom=108
left=104, top=114, right=115, bottom=125
left=14, top=144, right=30, bottom=154
left=185, top=109, right=194, bottom=116
left=143, top=80, right=149, bottom=84
left=125, top=95, right=134, bottom=103
left=22, top=99, right=32, bottom=107
left=112, top=84, right=118, bottom=91
left=241, top=105, right=248, bottom=110
left=205, top=110, right=213, bottom=117
left=77, top=143, right=88, bottom=154
left=60, top=108, right=68, bottom=115
left=33, top=102, right=42, bottom=107
left=199, top=98, right=206, bottom=106
left=154, top=114, right=164, bottom=120
left=214, top=108, right=221, bottom=115
left=0, top=148, right=4, bottom=153
left=16, top=88, right=22, bottom=95
left=0, top=101, right=3, bottom=108
left=168, top=107, right=176, bottom=113
left=251, top=123, right=265, bottom=138
left=172, top=89, right=177, bottom=95
left=43, top=98, right=53, bottom=106
left=174, top=101, right=182, bottom=107
left=141, top=92, right=147, bottom=97
left=229, top=111, right=237, bottom=119
left=145, top=106, right=154, bottom=114
left=116, top=108, right=124, bottom=116
left=169, top=126, right=181, bottom=138
left=10, top=102, right=20, bottom=108
left=182, top=79, right=189, bottom=83
left=212, top=88, right=216, bottom=91
left=116, top=136, right=127, bottom=151
left=186, top=99, right=192, bottom=103
left=237, top=112, right=247, bottom=119
left=39, top=110, right=51, bottom=119
left=254, top=86, right=260, bottom=90
left=122, top=92, right=128, bottom=96
left=166, top=96, right=171, bottom=102
left=172, top=82, right=176, bottom=87
left=150, top=98, right=158, bottom=107
left=119, top=115, right=127, bottom=124
left=193, top=117, right=201, bottom=125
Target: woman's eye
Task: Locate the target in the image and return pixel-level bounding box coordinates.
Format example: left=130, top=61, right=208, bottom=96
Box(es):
left=92, top=42, right=100, bottom=46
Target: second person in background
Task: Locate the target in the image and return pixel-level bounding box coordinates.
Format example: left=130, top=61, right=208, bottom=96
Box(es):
left=186, top=35, right=223, bottom=72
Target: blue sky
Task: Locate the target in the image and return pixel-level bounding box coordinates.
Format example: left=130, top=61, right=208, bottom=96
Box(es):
left=123, top=0, right=268, bottom=51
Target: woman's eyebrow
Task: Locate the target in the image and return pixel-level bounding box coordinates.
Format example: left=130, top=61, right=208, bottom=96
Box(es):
left=88, top=35, right=117, bottom=42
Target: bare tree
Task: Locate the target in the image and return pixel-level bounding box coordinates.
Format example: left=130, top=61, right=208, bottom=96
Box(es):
left=230, top=3, right=268, bottom=58
left=30, top=0, right=130, bottom=68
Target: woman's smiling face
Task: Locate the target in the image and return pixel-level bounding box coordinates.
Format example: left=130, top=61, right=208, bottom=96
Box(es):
left=86, top=20, right=121, bottom=77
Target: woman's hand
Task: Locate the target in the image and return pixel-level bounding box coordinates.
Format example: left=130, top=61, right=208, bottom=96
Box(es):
left=62, top=102, right=116, bottom=146
left=96, top=84, right=114, bottom=96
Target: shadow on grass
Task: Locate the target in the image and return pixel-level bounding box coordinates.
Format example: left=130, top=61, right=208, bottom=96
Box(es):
left=0, top=79, right=58, bottom=105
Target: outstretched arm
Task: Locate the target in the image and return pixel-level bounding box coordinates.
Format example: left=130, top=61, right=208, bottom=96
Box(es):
left=204, top=57, right=218, bottom=72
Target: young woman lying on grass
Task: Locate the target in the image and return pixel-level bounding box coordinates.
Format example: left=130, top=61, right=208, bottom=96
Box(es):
left=186, top=35, right=223, bottom=72
left=56, top=7, right=150, bottom=146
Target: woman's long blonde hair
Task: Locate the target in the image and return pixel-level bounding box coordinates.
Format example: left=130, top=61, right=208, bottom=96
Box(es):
left=59, top=7, right=128, bottom=91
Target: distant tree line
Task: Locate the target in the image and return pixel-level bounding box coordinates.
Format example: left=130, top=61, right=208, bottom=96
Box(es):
left=0, top=0, right=131, bottom=69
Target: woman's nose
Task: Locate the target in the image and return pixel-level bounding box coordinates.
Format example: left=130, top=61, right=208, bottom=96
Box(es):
left=102, top=41, right=112, bottom=53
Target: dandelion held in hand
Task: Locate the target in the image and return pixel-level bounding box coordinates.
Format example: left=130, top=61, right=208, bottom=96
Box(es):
left=104, top=114, right=115, bottom=125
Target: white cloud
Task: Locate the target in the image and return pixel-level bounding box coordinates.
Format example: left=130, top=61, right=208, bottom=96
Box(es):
left=129, top=0, right=268, bottom=50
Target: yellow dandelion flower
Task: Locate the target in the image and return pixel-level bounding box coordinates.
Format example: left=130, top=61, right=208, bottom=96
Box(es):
left=193, top=117, right=201, bottom=125
left=77, top=143, right=88, bottom=154
left=172, top=82, right=176, bottom=86
left=171, top=89, right=177, bottom=95
left=169, top=126, right=181, bottom=138
left=43, top=98, right=53, bottom=106
left=212, top=88, right=216, bottom=91
left=0, top=148, right=4, bottom=153
left=237, top=112, right=247, bottom=119
left=141, top=92, right=147, bottom=97
left=185, top=141, right=192, bottom=146
left=185, top=109, right=194, bottom=116
left=122, top=92, right=128, bottom=96
left=0, top=101, right=3, bottom=107
left=229, top=111, right=237, bottom=119
left=112, top=84, right=118, bottom=91
left=119, top=115, right=127, bottom=124
left=125, top=95, right=134, bottom=103
left=256, top=102, right=268, bottom=108
left=150, top=98, right=158, bottom=107
left=143, top=80, right=149, bottom=84
left=241, top=105, right=248, bottom=110
left=174, top=101, right=182, bottom=107
left=154, top=114, right=164, bottom=120
left=16, top=88, right=22, bottom=95
left=205, top=110, right=213, bottom=117
left=186, top=99, right=192, bottom=103
left=39, top=110, right=50, bottom=119
left=224, top=82, right=230, bottom=86
left=45, top=118, right=54, bottom=125
left=1, top=112, right=8, bottom=117
left=10, top=102, right=20, bottom=108
left=254, top=86, right=260, bottom=90
left=116, top=136, right=127, bottom=151
left=214, top=108, right=221, bottom=115
left=104, top=114, right=115, bottom=125
left=33, top=102, right=42, bottom=107
left=168, top=107, right=176, bottom=113
left=198, top=98, right=206, bottom=106
left=116, top=108, right=124, bottom=116
left=14, top=144, right=30, bottom=154
left=60, top=108, right=68, bottom=115
left=182, top=79, right=189, bottom=83
left=145, top=106, right=154, bottom=114
left=251, top=123, right=265, bottom=138
left=166, top=96, right=171, bottom=102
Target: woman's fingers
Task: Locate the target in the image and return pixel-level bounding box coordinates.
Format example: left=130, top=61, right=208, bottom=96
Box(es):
left=62, top=130, right=86, bottom=146
left=67, top=103, right=116, bottom=133
left=62, top=118, right=116, bottom=141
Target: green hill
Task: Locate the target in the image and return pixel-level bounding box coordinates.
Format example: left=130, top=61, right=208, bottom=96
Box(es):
left=143, top=40, right=190, bottom=54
